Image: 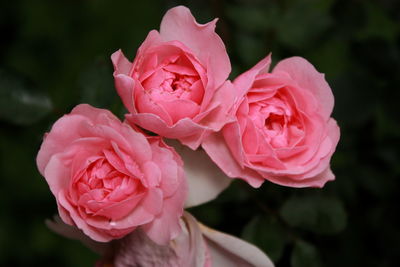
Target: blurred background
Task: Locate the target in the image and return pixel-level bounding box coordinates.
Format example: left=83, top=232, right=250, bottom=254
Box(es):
left=1, top=0, right=399, bottom=266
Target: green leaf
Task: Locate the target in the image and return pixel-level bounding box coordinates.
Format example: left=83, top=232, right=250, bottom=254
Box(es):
left=241, top=216, right=286, bottom=262
left=280, top=195, right=318, bottom=229
left=315, top=196, right=347, bottom=234
left=291, top=240, right=322, bottom=267
left=280, top=195, right=347, bottom=235
left=0, top=69, right=52, bottom=125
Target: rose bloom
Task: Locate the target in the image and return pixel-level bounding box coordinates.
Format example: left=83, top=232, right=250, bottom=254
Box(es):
left=37, top=104, right=187, bottom=244
left=203, top=56, right=340, bottom=188
left=112, top=6, right=234, bottom=149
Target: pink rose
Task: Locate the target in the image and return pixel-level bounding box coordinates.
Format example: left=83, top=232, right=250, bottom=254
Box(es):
left=37, top=104, right=187, bottom=244
left=203, top=56, right=340, bottom=188
left=112, top=6, right=234, bottom=149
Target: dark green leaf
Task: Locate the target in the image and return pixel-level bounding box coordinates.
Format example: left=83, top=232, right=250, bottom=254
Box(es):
left=241, top=216, right=286, bottom=262
left=291, top=240, right=322, bottom=267
left=280, top=195, right=347, bottom=235
left=280, top=195, right=318, bottom=229
left=315, top=197, right=347, bottom=234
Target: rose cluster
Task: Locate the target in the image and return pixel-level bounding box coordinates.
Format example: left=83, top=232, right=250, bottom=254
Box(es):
left=37, top=6, right=339, bottom=266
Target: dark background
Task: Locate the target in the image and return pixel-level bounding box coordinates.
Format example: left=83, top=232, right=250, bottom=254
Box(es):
left=1, top=0, right=399, bottom=266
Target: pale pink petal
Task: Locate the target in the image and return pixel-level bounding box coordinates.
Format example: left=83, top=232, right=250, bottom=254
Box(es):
left=160, top=6, right=230, bottom=88
left=273, top=57, right=334, bottom=119
left=167, top=140, right=231, bottom=208
left=200, top=223, right=274, bottom=267
left=175, top=212, right=211, bottom=267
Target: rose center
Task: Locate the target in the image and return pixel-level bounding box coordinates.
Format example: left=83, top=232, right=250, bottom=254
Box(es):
left=265, top=113, right=285, bottom=132
left=72, top=157, right=142, bottom=216
left=171, top=74, right=193, bottom=91
left=161, top=72, right=197, bottom=96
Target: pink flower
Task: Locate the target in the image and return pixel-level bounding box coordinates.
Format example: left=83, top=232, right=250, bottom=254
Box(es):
left=203, top=56, right=340, bottom=188
left=37, top=104, right=187, bottom=244
left=112, top=6, right=234, bottom=149
left=47, top=213, right=274, bottom=267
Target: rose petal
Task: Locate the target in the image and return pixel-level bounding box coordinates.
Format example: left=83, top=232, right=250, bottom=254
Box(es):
left=43, top=155, right=72, bottom=196
left=37, top=114, right=88, bottom=175
left=200, top=223, right=274, bottom=267
left=160, top=6, right=230, bottom=88
left=93, top=192, right=145, bottom=221
left=111, top=50, right=137, bottom=113
left=167, top=140, right=232, bottom=208
left=202, top=131, right=264, bottom=188
left=142, top=172, right=186, bottom=245
left=125, top=112, right=208, bottom=148
left=157, top=99, right=200, bottom=124
left=233, top=54, right=271, bottom=102
left=273, top=57, right=334, bottom=119
left=195, top=81, right=236, bottom=130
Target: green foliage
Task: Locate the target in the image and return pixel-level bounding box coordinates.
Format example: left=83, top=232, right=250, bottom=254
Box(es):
left=280, top=195, right=347, bottom=235
left=291, top=240, right=322, bottom=267
left=242, top=216, right=287, bottom=262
